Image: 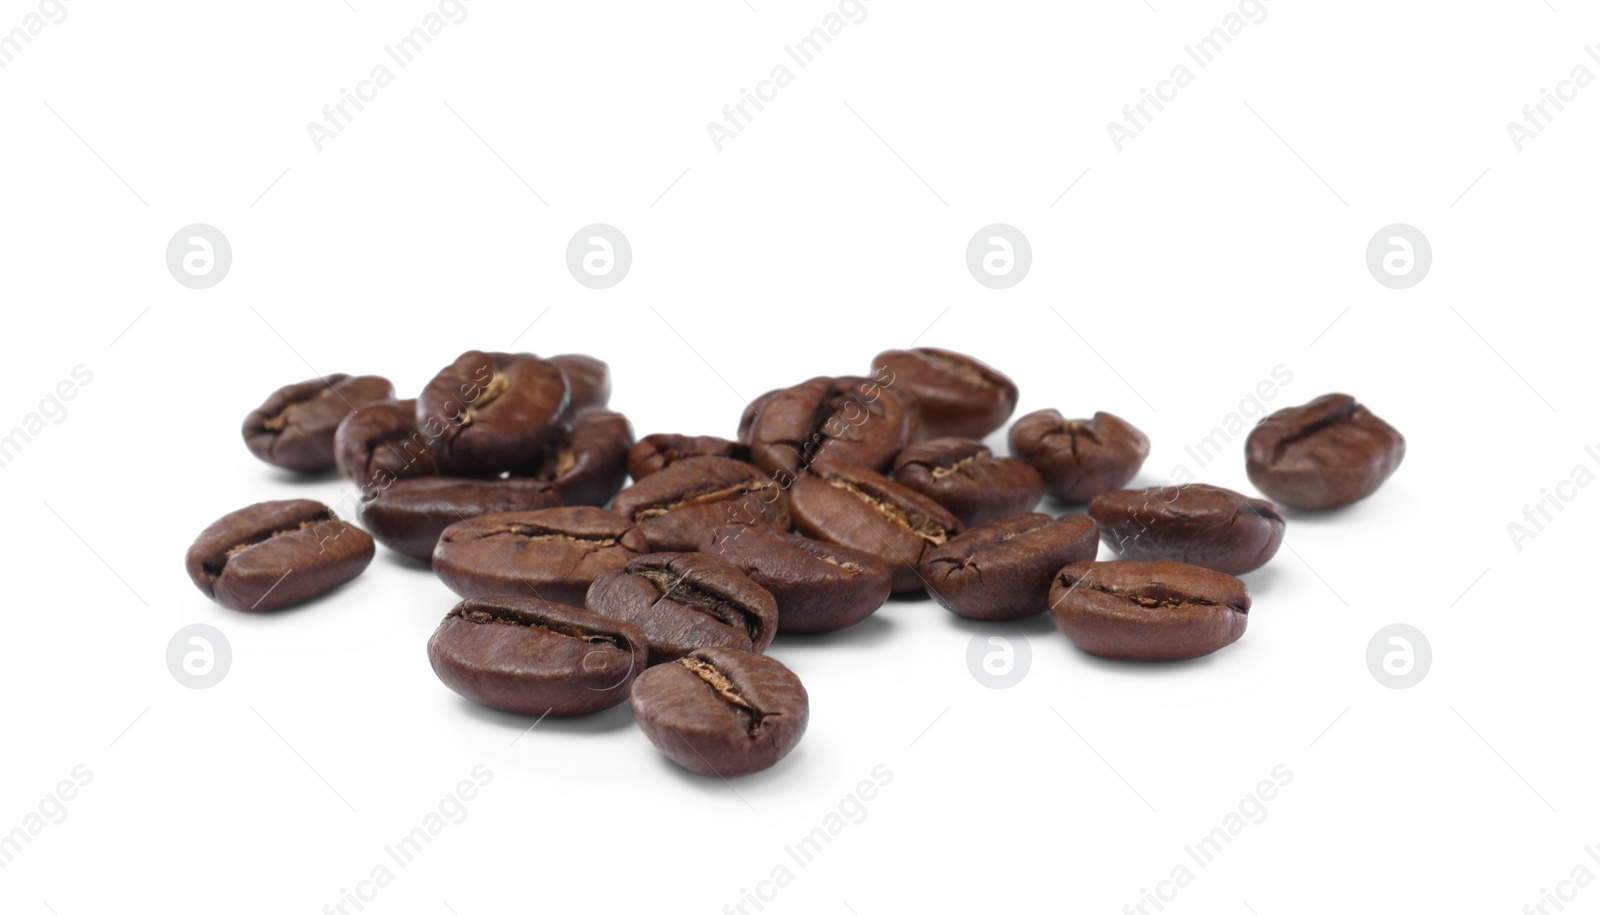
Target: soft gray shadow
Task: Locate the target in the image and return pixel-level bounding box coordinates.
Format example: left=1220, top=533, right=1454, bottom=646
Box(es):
left=264, top=466, right=340, bottom=485
left=457, top=695, right=637, bottom=735
left=648, top=742, right=807, bottom=796
left=1062, top=640, right=1236, bottom=677
left=380, top=549, right=433, bottom=572
left=938, top=610, right=1058, bottom=638
left=770, top=613, right=896, bottom=652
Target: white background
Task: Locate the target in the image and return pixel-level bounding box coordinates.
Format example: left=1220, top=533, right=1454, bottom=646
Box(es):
left=2, top=1, right=1597, bottom=913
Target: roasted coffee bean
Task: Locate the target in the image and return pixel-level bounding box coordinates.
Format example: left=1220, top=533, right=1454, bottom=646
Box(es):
left=548, top=353, right=611, bottom=418
left=1048, top=561, right=1249, bottom=661
left=585, top=553, right=778, bottom=665
left=1245, top=393, right=1405, bottom=510
left=333, top=398, right=439, bottom=491
left=417, top=351, right=569, bottom=474
left=185, top=499, right=373, bottom=611
left=892, top=437, right=1043, bottom=527
left=242, top=375, right=394, bottom=471
left=628, top=433, right=750, bottom=482
left=610, top=456, right=789, bottom=552
left=427, top=596, right=647, bottom=716
left=1089, top=484, right=1285, bottom=574
left=871, top=348, right=1018, bottom=440
left=629, top=648, right=808, bottom=777
left=701, top=524, right=893, bottom=634
left=358, top=476, right=561, bottom=560
left=518, top=409, right=633, bottom=506
left=920, top=513, right=1098, bottom=621
left=743, top=376, right=912, bottom=477
left=1009, top=409, right=1151, bottom=503
left=788, top=460, right=962, bottom=594
left=737, top=388, right=780, bottom=444
left=433, top=507, right=650, bottom=605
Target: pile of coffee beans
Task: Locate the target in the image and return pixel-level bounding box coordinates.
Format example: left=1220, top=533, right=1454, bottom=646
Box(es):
left=185, top=347, right=1405, bottom=777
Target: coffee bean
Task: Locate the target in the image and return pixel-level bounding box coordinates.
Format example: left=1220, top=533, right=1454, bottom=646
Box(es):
left=585, top=553, right=778, bottom=665
left=702, top=524, right=892, bottom=634
left=333, top=398, right=439, bottom=491
left=1089, top=484, right=1285, bottom=574
left=548, top=353, right=611, bottom=418
left=358, top=476, right=561, bottom=560
left=433, top=506, right=650, bottom=605
left=921, top=513, right=1098, bottom=621
left=1009, top=409, right=1150, bottom=503
left=242, top=375, right=394, bottom=472
left=737, top=388, right=780, bottom=444
left=788, top=460, right=962, bottom=594
left=1245, top=393, right=1405, bottom=510
left=427, top=596, right=647, bottom=716
left=518, top=409, right=634, bottom=506
left=892, top=437, right=1043, bottom=527
left=628, top=433, right=750, bottom=481
left=743, top=376, right=912, bottom=477
left=629, top=648, right=808, bottom=777
left=871, top=348, right=1018, bottom=440
left=1048, top=561, right=1249, bottom=661
left=186, top=499, right=374, bottom=611
left=418, top=351, right=569, bottom=475
left=610, top=456, right=789, bottom=551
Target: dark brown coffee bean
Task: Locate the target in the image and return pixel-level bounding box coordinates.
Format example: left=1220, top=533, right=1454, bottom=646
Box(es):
left=433, top=507, right=650, bottom=605
left=701, top=524, right=892, bottom=634
left=427, top=596, right=647, bottom=716
left=242, top=375, right=394, bottom=472
left=1245, top=393, right=1405, bottom=510
left=517, top=409, right=633, bottom=506
left=629, top=648, right=808, bottom=777
left=892, top=437, right=1043, bottom=527
left=737, top=388, right=781, bottom=444
left=628, top=433, right=750, bottom=482
left=871, top=348, right=1018, bottom=440
left=920, top=513, right=1098, bottom=621
left=357, top=476, right=561, bottom=560
left=610, top=456, right=789, bottom=552
left=1009, top=409, right=1151, bottom=503
left=417, top=351, right=569, bottom=475
left=333, top=398, right=439, bottom=492
left=1048, top=561, right=1249, bottom=661
left=548, top=353, right=611, bottom=418
left=743, top=376, right=912, bottom=477
left=585, top=553, right=777, bottom=665
left=185, top=499, right=373, bottom=611
left=1089, top=484, right=1285, bottom=574
left=788, top=460, right=962, bottom=594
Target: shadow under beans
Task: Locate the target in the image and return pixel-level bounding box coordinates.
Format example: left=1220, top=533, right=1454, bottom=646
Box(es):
left=769, top=613, right=896, bottom=653
left=456, top=694, right=638, bottom=735
left=1063, top=641, right=1238, bottom=677
left=648, top=742, right=808, bottom=795
left=264, top=466, right=342, bottom=486
left=379, top=549, right=433, bottom=572
left=937, top=609, right=1060, bottom=638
